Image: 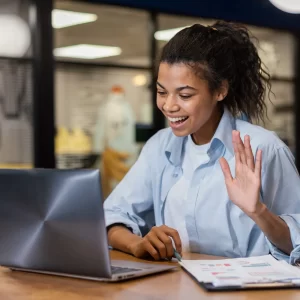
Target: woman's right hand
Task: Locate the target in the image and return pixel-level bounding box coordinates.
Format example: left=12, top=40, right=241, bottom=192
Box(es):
left=129, top=225, right=182, bottom=261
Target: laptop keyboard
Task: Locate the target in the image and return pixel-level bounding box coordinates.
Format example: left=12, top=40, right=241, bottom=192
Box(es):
left=111, top=265, right=142, bottom=274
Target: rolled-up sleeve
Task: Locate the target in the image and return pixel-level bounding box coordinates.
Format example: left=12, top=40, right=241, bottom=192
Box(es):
left=103, top=139, right=155, bottom=237
left=261, top=145, right=300, bottom=264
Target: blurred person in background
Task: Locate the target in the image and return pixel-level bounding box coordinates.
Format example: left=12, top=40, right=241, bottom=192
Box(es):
left=93, top=85, right=137, bottom=198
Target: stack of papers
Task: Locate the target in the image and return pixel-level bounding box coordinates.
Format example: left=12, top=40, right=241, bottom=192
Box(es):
left=180, top=255, right=300, bottom=287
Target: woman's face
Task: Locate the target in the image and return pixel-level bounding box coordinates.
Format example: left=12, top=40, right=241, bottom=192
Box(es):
left=156, top=63, right=226, bottom=144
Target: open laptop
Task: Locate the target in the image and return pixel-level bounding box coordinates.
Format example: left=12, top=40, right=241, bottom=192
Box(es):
left=0, top=168, right=176, bottom=281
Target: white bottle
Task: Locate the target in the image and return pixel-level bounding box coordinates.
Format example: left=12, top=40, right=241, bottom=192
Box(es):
left=93, top=85, right=137, bottom=178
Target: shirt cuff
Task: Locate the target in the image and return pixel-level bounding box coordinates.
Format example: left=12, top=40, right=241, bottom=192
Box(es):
left=266, top=215, right=300, bottom=265
left=104, top=213, right=142, bottom=237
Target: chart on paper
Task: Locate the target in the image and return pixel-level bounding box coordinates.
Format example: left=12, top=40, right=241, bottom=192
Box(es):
left=180, top=255, right=300, bottom=285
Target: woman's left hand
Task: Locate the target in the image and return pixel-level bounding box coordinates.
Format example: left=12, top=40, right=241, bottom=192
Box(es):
left=219, top=130, right=263, bottom=216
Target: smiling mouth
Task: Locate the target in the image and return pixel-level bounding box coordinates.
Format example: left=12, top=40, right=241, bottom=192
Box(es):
left=167, top=116, right=189, bottom=124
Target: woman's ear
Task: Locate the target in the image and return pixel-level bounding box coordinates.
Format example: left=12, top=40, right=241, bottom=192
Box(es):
left=217, top=80, right=229, bottom=101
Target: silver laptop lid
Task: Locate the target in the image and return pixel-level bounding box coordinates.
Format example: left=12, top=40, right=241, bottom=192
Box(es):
left=0, top=168, right=112, bottom=278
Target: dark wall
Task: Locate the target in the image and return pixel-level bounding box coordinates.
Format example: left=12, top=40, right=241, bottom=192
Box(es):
left=88, top=0, right=300, bottom=31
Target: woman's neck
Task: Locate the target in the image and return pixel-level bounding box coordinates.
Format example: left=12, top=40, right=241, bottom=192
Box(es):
left=191, top=107, right=223, bottom=145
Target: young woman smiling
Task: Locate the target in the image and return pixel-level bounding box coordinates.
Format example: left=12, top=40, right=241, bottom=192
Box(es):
left=104, top=21, right=300, bottom=264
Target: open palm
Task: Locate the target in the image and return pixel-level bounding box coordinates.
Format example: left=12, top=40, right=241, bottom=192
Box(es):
left=220, top=131, right=263, bottom=216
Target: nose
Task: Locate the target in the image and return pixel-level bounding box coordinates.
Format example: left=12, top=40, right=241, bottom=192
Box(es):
left=162, top=94, right=179, bottom=113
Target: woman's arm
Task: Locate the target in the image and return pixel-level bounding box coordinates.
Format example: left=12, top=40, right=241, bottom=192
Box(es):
left=104, top=132, right=182, bottom=260
left=108, top=224, right=182, bottom=260
left=107, top=225, right=144, bottom=255
left=220, top=130, right=292, bottom=255
left=248, top=206, right=292, bottom=254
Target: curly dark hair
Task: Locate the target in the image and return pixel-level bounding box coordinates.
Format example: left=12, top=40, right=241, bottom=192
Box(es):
left=159, top=21, right=271, bottom=123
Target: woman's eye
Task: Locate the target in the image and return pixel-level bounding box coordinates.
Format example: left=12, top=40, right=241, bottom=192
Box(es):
left=157, top=91, right=167, bottom=96
left=180, top=95, right=192, bottom=99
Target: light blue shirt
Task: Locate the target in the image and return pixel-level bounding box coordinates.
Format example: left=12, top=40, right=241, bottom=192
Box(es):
left=104, top=108, right=300, bottom=264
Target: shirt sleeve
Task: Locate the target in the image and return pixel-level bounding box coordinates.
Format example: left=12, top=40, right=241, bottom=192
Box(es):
left=260, top=145, right=300, bottom=264
left=103, top=138, right=155, bottom=237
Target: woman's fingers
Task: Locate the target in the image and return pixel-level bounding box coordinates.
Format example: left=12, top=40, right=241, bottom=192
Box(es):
left=146, top=232, right=167, bottom=259
left=155, top=229, right=174, bottom=259
left=219, top=157, right=233, bottom=183
left=231, top=131, right=262, bottom=181
left=255, top=149, right=262, bottom=180
left=233, top=131, right=256, bottom=171
left=244, top=135, right=255, bottom=171
left=233, top=131, right=247, bottom=165
left=232, top=131, right=241, bottom=166
left=143, top=239, right=160, bottom=260
left=144, top=225, right=182, bottom=260
left=160, top=226, right=182, bottom=255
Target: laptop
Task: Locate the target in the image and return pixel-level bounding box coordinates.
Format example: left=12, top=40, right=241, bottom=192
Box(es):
left=0, top=168, right=176, bottom=281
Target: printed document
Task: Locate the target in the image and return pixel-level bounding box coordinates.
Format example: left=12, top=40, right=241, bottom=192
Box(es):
left=180, top=255, right=300, bottom=287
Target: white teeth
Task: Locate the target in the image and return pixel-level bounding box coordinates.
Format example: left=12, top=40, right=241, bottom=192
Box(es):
left=168, top=116, right=188, bottom=122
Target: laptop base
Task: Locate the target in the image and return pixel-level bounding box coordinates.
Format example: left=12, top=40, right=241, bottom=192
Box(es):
left=9, top=260, right=178, bottom=282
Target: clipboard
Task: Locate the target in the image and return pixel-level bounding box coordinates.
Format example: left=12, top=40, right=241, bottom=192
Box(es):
left=200, top=280, right=300, bottom=292
left=179, top=255, right=300, bottom=292
left=182, top=268, right=300, bottom=292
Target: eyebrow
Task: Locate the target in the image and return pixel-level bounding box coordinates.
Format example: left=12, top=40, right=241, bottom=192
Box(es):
left=156, top=81, right=197, bottom=92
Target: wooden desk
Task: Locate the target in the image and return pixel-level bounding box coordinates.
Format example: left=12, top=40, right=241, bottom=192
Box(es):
left=0, top=250, right=298, bottom=300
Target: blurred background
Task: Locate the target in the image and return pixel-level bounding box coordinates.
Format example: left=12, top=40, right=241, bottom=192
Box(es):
left=1, top=0, right=300, bottom=197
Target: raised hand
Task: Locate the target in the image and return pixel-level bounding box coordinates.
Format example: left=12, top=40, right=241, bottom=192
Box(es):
left=219, top=130, right=263, bottom=216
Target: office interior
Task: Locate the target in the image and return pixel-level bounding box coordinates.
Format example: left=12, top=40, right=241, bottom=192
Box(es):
left=0, top=0, right=300, bottom=196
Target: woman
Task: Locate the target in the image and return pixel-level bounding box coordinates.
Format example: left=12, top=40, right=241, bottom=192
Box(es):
left=104, top=21, right=300, bottom=264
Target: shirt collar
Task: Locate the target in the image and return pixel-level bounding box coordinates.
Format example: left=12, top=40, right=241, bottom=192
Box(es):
left=210, top=107, right=236, bottom=156
left=165, top=107, right=236, bottom=166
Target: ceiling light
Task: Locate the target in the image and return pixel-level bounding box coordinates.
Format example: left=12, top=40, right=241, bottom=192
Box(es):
left=132, top=74, right=147, bottom=87
left=269, top=0, right=300, bottom=13
left=154, top=26, right=189, bottom=41
left=52, top=9, right=97, bottom=29
left=54, top=44, right=122, bottom=59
